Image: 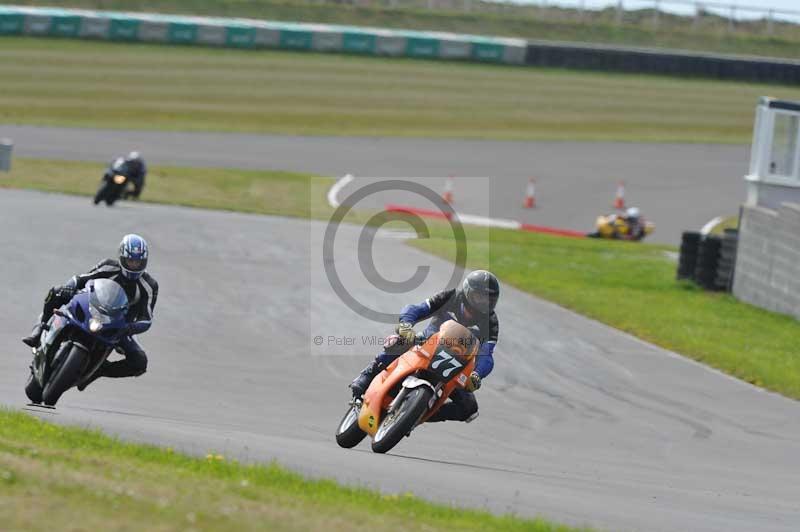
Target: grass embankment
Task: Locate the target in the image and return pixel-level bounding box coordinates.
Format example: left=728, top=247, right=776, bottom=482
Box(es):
left=15, top=0, right=800, bottom=59
left=4, top=37, right=800, bottom=142
left=0, top=409, right=590, bottom=532
left=0, top=158, right=331, bottom=218
left=411, top=225, right=800, bottom=399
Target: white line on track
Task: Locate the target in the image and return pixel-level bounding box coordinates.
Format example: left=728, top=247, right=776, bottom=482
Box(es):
left=327, top=173, right=354, bottom=208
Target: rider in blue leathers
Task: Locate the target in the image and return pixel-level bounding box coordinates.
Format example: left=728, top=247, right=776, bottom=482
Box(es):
left=350, top=270, right=500, bottom=423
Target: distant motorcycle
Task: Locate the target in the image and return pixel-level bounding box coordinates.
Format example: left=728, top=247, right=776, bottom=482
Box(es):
left=588, top=214, right=654, bottom=241
left=335, top=320, right=479, bottom=454
left=93, top=173, right=134, bottom=206
left=25, top=279, right=136, bottom=406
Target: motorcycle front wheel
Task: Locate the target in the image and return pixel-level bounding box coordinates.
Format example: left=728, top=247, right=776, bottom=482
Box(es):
left=371, top=387, right=432, bottom=454
left=25, top=371, right=43, bottom=404
left=42, top=345, right=88, bottom=406
left=335, top=402, right=367, bottom=449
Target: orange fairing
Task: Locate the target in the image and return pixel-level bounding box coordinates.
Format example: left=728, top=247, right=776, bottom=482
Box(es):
left=357, top=320, right=478, bottom=435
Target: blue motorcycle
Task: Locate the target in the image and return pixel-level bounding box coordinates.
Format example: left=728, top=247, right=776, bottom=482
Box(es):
left=26, top=279, right=133, bottom=406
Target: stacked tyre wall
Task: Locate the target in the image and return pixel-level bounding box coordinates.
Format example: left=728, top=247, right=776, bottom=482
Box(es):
left=733, top=203, right=800, bottom=320
left=676, top=230, right=738, bottom=292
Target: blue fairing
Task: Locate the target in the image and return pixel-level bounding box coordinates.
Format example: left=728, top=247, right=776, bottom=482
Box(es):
left=61, top=280, right=131, bottom=346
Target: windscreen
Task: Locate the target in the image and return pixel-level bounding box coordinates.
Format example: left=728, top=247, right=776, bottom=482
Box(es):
left=89, top=279, right=129, bottom=321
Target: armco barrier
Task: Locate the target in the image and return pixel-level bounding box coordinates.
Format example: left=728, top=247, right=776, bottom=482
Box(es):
left=0, top=6, right=526, bottom=65
left=2, top=6, right=797, bottom=81
left=525, top=40, right=800, bottom=83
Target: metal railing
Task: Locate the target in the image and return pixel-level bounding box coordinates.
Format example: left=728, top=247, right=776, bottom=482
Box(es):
left=336, top=0, right=800, bottom=37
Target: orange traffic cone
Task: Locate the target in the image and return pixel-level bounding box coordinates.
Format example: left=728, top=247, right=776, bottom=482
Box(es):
left=523, top=178, right=536, bottom=208
left=614, top=181, right=625, bottom=210
left=442, top=176, right=454, bottom=204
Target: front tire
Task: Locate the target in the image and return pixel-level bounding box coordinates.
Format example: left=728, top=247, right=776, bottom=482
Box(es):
left=371, top=387, right=432, bottom=454
left=335, top=403, right=367, bottom=449
left=94, top=182, right=110, bottom=205
left=43, top=345, right=88, bottom=406
left=25, top=371, right=43, bottom=404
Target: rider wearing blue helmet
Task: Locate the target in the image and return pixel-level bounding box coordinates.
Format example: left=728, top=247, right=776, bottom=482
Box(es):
left=23, top=234, right=159, bottom=390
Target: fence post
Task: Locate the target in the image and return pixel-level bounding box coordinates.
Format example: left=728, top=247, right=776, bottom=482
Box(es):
left=766, top=9, right=774, bottom=35
left=652, top=0, right=660, bottom=29
left=615, top=0, right=624, bottom=26
left=693, top=2, right=702, bottom=31
left=0, top=139, right=13, bottom=172
left=728, top=5, right=736, bottom=33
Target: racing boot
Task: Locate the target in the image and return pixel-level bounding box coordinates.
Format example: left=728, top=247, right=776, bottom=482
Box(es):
left=77, top=367, right=105, bottom=392
left=349, top=359, right=385, bottom=398
left=22, top=322, right=44, bottom=349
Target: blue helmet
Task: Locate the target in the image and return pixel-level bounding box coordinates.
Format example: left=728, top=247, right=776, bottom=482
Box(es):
left=119, top=234, right=148, bottom=281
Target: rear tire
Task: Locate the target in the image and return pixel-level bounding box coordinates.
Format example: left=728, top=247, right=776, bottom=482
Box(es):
left=25, top=371, right=43, bottom=404
left=335, top=403, right=367, bottom=449
left=371, top=387, right=432, bottom=454
left=43, top=345, right=88, bottom=406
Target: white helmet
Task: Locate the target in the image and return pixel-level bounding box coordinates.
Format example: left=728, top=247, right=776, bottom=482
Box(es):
left=626, top=207, right=641, bottom=219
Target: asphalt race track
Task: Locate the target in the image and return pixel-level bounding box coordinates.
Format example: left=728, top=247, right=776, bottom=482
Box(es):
left=1, top=125, right=749, bottom=244
left=1, top=189, right=798, bottom=532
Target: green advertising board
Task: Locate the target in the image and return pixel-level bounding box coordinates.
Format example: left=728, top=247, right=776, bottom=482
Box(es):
left=279, top=29, right=312, bottom=50
left=225, top=26, right=256, bottom=48
left=109, top=18, right=139, bottom=40
left=49, top=15, right=81, bottom=37
left=0, top=13, right=23, bottom=35
left=168, top=22, right=197, bottom=44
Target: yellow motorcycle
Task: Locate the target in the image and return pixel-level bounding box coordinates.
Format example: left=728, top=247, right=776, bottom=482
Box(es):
left=588, top=213, right=654, bottom=241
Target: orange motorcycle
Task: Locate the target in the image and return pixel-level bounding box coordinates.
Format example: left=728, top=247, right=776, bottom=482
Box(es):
left=335, top=320, right=478, bottom=454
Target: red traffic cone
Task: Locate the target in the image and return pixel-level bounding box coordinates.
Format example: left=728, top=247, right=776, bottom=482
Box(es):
left=442, top=176, right=454, bottom=204
left=523, top=178, right=536, bottom=208
left=614, top=181, right=625, bottom=210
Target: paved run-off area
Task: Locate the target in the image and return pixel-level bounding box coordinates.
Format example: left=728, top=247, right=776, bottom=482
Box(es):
left=1, top=189, right=798, bottom=532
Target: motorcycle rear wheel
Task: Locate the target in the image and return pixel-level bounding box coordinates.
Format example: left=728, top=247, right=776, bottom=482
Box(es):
left=371, top=387, right=432, bottom=454
left=335, top=402, right=367, bottom=449
left=43, top=345, right=88, bottom=406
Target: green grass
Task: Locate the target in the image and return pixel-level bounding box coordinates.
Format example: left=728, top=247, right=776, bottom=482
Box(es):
left=15, top=0, right=800, bottom=59
left=708, top=215, right=739, bottom=236
left=3, top=37, right=800, bottom=142
left=411, top=225, right=800, bottom=399
left=0, top=408, right=591, bottom=532
left=0, top=158, right=331, bottom=218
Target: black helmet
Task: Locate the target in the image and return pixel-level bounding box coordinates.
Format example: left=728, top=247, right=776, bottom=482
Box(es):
left=125, top=151, right=144, bottom=174
left=461, top=270, right=500, bottom=314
